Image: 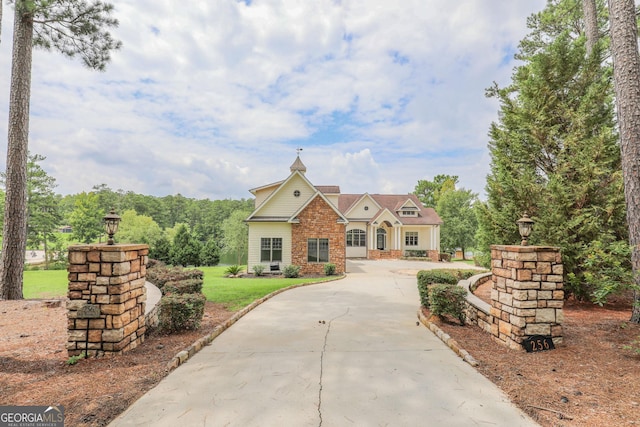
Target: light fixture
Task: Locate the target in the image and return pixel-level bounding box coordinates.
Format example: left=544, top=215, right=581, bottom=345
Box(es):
left=103, top=208, right=121, bottom=245
left=516, top=213, right=534, bottom=246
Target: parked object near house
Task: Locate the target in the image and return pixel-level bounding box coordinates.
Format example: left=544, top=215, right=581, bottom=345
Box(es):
left=245, top=156, right=442, bottom=275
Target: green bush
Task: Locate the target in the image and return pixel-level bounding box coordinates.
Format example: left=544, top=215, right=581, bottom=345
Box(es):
left=416, top=269, right=480, bottom=308
left=146, top=264, right=204, bottom=290
left=158, top=293, right=206, bottom=333
left=428, top=284, right=467, bottom=324
left=417, top=270, right=457, bottom=308
left=162, top=278, right=203, bottom=295
left=252, top=264, right=265, bottom=276
left=282, top=264, right=300, bottom=278
left=323, top=263, right=336, bottom=276
left=225, top=265, right=243, bottom=276
left=405, top=250, right=427, bottom=257
left=417, top=270, right=459, bottom=287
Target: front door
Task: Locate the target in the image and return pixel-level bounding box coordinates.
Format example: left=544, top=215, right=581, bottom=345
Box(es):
left=376, top=228, right=387, bottom=250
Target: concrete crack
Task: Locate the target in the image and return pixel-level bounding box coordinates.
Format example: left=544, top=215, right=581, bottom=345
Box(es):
left=318, top=307, right=350, bottom=427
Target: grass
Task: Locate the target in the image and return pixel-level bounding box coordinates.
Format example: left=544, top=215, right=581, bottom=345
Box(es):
left=23, top=270, right=68, bottom=299
left=199, top=266, right=337, bottom=311
left=21, top=265, right=339, bottom=311
left=452, top=258, right=476, bottom=265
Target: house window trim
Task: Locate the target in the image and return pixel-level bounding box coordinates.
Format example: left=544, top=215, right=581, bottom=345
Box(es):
left=307, top=238, right=329, bottom=263
left=405, top=231, right=418, bottom=247
left=261, top=237, right=283, bottom=262
left=346, top=229, right=366, bottom=247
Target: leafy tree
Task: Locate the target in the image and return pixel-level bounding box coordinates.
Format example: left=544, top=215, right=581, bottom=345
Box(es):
left=116, top=210, right=162, bottom=245
left=170, top=224, right=202, bottom=267
left=477, top=0, right=629, bottom=301
left=0, top=0, right=120, bottom=299
left=200, top=237, right=221, bottom=266
left=221, top=210, right=251, bottom=265
left=414, top=175, right=459, bottom=208
left=69, top=192, right=104, bottom=244
left=607, top=0, right=640, bottom=322
left=436, top=188, right=478, bottom=258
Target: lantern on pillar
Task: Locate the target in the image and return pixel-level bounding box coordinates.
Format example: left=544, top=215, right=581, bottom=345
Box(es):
left=103, top=208, right=121, bottom=245
left=516, top=213, right=534, bottom=246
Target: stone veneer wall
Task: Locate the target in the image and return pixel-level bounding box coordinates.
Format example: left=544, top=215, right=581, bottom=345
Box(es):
left=291, top=196, right=346, bottom=275
left=67, top=244, right=149, bottom=357
left=490, top=245, right=564, bottom=350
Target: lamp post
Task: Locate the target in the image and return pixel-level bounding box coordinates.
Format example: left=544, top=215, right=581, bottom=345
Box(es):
left=516, top=213, right=534, bottom=246
left=103, top=208, right=121, bottom=245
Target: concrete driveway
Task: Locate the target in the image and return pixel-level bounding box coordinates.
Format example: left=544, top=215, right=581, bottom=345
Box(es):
left=110, top=259, right=537, bottom=427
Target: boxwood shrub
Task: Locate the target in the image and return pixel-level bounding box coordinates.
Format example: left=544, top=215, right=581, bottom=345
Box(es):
left=162, top=278, right=203, bottom=295
left=158, top=293, right=206, bottom=333
left=428, top=284, right=467, bottom=325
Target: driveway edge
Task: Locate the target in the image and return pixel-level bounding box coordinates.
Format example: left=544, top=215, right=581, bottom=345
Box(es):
left=417, top=309, right=479, bottom=367
left=165, top=275, right=346, bottom=370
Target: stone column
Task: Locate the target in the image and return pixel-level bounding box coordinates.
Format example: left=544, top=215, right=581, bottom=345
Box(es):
left=490, top=245, right=564, bottom=350
left=67, top=244, right=148, bottom=357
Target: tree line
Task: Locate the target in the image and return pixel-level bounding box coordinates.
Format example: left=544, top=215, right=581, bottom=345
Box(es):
left=1, top=154, right=253, bottom=269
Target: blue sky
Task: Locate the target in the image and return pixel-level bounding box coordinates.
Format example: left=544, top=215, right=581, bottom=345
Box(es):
left=0, top=0, right=547, bottom=200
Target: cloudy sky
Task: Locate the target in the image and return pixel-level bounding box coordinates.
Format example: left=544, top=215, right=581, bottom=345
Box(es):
left=0, top=0, right=546, bottom=201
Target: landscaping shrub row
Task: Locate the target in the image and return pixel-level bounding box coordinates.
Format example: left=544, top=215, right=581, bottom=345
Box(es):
left=417, top=268, right=476, bottom=325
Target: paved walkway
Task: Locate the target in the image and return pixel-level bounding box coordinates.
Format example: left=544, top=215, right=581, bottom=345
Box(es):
left=110, top=260, right=538, bottom=427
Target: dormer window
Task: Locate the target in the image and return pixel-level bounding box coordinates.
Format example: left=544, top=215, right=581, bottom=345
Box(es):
left=400, top=210, right=417, bottom=217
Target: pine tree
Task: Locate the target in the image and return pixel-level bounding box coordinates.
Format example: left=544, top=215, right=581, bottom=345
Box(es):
left=607, top=0, right=640, bottom=322
left=0, top=1, right=121, bottom=299
left=478, top=0, right=629, bottom=301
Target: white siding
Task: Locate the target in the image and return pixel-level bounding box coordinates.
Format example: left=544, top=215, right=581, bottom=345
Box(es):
left=247, top=223, right=292, bottom=272
left=324, top=194, right=340, bottom=209
left=347, top=195, right=378, bottom=219
left=399, top=226, right=441, bottom=253
left=253, top=187, right=277, bottom=209
left=256, top=175, right=315, bottom=217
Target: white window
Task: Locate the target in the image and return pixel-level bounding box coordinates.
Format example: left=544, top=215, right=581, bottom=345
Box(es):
left=405, top=232, right=418, bottom=246
left=346, top=229, right=366, bottom=247
left=261, top=238, right=282, bottom=262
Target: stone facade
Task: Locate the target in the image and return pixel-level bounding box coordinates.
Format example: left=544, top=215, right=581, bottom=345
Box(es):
left=67, top=244, right=149, bottom=357
left=489, top=245, right=564, bottom=350
left=291, top=196, right=346, bottom=275
left=368, top=249, right=402, bottom=260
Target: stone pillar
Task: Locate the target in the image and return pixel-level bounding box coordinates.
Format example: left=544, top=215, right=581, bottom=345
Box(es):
left=490, top=245, right=564, bottom=350
left=67, top=244, right=149, bottom=357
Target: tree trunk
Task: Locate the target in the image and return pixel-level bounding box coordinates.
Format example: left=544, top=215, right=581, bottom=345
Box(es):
left=583, top=0, right=599, bottom=55
left=607, top=0, right=640, bottom=322
left=0, top=3, right=33, bottom=300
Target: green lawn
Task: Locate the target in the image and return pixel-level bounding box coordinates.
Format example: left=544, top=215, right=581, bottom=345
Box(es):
left=23, top=270, right=68, bottom=299
left=22, top=266, right=338, bottom=311
left=199, top=266, right=337, bottom=311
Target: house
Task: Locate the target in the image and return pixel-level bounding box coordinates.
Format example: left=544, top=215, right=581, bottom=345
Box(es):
left=245, top=156, right=442, bottom=275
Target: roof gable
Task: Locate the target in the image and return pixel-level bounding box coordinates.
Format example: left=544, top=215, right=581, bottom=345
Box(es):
left=247, top=171, right=317, bottom=220
left=342, top=193, right=381, bottom=219
left=290, top=192, right=348, bottom=224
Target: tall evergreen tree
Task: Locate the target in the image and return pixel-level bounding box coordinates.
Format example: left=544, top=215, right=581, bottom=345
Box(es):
left=25, top=154, right=62, bottom=269
left=478, top=0, right=628, bottom=301
left=607, top=0, right=640, bottom=322
left=0, top=0, right=121, bottom=299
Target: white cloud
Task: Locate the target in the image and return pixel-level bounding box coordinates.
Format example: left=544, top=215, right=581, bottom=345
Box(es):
left=0, top=0, right=546, bottom=200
